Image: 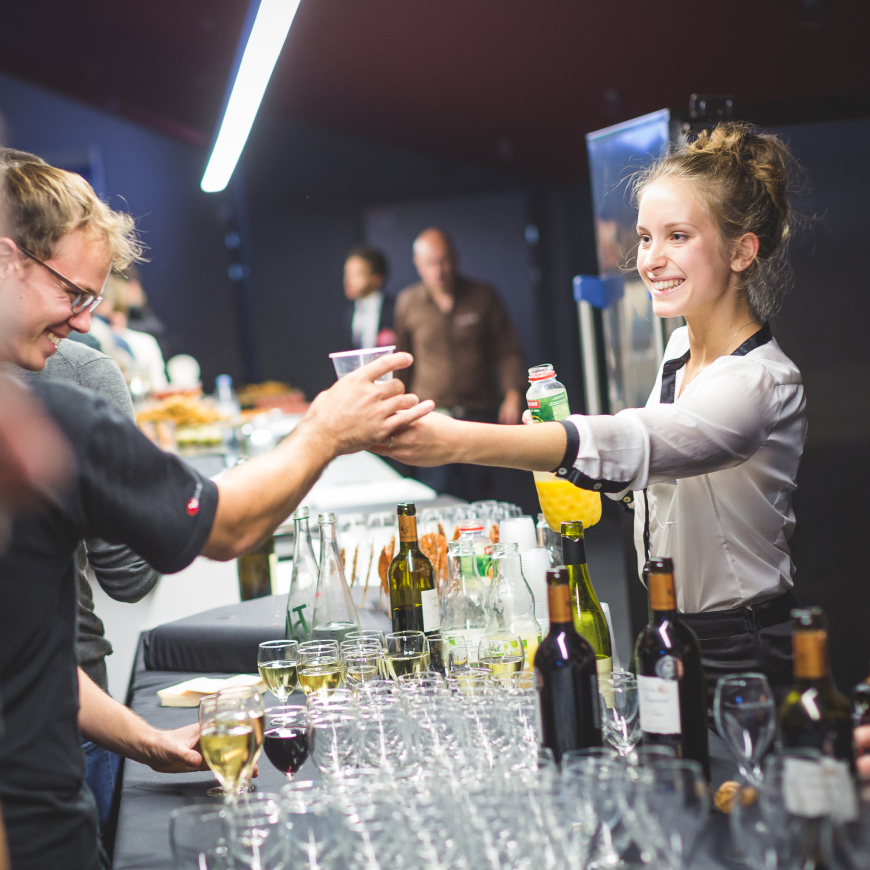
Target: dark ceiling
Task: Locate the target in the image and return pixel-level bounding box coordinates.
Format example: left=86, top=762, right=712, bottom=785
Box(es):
left=2, top=1, right=869, bottom=181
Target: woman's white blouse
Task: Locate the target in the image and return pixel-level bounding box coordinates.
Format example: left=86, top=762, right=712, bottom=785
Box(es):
left=557, top=324, right=806, bottom=613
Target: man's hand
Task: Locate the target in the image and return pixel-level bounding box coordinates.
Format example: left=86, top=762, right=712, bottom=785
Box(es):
left=498, top=389, right=522, bottom=425
left=143, top=722, right=208, bottom=774
left=305, top=352, right=434, bottom=457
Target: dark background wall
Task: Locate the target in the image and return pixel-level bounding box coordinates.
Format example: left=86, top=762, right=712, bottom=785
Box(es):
left=768, top=118, right=870, bottom=694
left=0, top=71, right=245, bottom=388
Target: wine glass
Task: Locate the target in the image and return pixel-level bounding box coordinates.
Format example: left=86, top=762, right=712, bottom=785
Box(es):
left=258, top=639, right=299, bottom=702
left=343, top=650, right=384, bottom=692
left=199, top=693, right=254, bottom=801
left=345, top=629, right=386, bottom=649
left=216, top=685, right=265, bottom=795
left=598, top=673, right=641, bottom=757
left=440, top=633, right=469, bottom=672
left=714, top=672, right=776, bottom=787
left=169, top=804, right=231, bottom=869
left=477, top=633, right=525, bottom=675
left=298, top=642, right=343, bottom=697
left=263, top=705, right=311, bottom=781
left=641, top=759, right=710, bottom=870
left=384, top=631, right=429, bottom=680
left=226, top=794, right=288, bottom=869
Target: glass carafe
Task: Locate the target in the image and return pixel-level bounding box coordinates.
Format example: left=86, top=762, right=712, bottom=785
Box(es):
left=285, top=507, right=318, bottom=642
left=485, top=542, right=543, bottom=671
left=311, top=512, right=361, bottom=643
left=440, top=539, right=488, bottom=663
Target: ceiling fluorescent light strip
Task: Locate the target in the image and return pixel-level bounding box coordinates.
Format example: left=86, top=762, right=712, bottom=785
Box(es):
left=201, top=0, right=301, bottom=193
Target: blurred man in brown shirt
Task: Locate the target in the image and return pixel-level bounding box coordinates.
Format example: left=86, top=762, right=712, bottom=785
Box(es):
left=394, top=228, right=525, bottom=498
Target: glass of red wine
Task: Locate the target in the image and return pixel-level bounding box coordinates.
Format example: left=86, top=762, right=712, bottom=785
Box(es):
left=263, top=705, right=311, bottom=781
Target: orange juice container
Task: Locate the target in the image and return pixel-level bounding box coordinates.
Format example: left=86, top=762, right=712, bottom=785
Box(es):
left=526, top=365, right=601, bottom=532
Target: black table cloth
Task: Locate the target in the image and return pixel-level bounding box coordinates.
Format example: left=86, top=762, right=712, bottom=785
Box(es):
left=140, top=593, right=392, bottom=675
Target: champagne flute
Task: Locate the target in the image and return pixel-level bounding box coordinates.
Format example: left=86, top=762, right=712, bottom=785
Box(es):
left=199, top=693, right=253, bottom=801
left=478, top=633, right=525, bottom=675
left=598, top=673, right=641, bottom=758
left=258, top=639, right=300, bottom=702
left=713, top=673, right=776, bottom=787
left=263, top=705, right=311, bottom=781
left=384, top=630, right=429, bottom=680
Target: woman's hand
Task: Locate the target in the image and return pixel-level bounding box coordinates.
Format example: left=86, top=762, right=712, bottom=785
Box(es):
left=372, top=411, right=466, bottom=467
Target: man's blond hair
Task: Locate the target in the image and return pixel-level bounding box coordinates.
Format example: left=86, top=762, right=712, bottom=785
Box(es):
left=0, top=148, right=143, bottom=270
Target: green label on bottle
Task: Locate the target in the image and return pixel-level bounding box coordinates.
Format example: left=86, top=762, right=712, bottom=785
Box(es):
left=528, top=390, right=570, bottom=423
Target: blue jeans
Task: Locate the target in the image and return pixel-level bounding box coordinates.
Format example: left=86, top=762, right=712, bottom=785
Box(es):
left=82, top=741, right=121, bottom=829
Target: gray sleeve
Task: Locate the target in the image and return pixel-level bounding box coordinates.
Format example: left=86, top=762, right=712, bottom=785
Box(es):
left=75, top=356, right=136, bottom=421
left=76, top=354, right=165, bottom=597
left=84, top=538, right=162, bottom=602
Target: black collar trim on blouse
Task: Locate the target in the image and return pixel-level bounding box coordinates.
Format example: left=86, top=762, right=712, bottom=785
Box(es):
left=659, top=322, right=772, bottom=405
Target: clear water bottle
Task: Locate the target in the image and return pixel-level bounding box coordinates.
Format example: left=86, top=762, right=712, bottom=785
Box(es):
left=485, top=542, right=543, bottom=671
left=285, top=507, right=318, bottom=642
left=440, top=539, right=488, bottom=664
left=311, top=512, right=361, bottom=643
left=457, top=519, right=493, bottom=583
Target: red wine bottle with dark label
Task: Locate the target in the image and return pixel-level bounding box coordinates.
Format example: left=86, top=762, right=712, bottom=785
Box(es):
left=534, top=566, right=602, bottom=763
left=633, top=557, right=710, bottom=778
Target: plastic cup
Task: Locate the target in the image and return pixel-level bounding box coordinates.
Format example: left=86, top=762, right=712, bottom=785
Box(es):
left=498, top=516, right=538, bottom=553
left=329, top=346, right=396, bottom=383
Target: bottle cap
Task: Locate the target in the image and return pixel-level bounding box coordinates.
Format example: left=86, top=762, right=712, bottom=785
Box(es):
left=396, top=503, right=417, bottom=516
left=458, top=521, right=484, bottom=534
left=528, top=364, right=556, bottom=381
left=546, top=567, right=570, bottom=586
left=646, top=557, right=674, bottom=574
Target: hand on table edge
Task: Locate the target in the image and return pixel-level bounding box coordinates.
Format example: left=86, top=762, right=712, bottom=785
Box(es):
left=202, top=353, right=433, bottom=561
left=77, top=668, right=214, bottom=775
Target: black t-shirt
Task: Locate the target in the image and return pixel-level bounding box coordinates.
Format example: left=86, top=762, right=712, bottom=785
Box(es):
left=0, top=381, right=218, bottom=870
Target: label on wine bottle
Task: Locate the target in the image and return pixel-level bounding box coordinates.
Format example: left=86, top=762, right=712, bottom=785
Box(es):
left=421, top=588, right=441, bottom=632
left=637, top=675, right=682, bottom=734
left=597, top=656, right=615, bottom=708
left=783, top=756, right=857, bottom=821
left=398, top=516, right=417, bottom=543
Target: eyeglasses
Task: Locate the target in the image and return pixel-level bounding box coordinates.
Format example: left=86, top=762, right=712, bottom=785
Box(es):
left=20, top=247, right=104, bottom=315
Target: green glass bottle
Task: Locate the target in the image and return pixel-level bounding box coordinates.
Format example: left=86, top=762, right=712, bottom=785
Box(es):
left=388, top=503, right=441, bottom=636
left=560, top=520, right=613, bottom=683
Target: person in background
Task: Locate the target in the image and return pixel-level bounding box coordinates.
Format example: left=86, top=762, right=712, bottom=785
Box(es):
left=394, top=227, right=526, bottom=500
left=104, top=271, right=168, bottom=391
left=117, top=262, right=168, bottom=355
left=343, top=245, right=396, bottom=350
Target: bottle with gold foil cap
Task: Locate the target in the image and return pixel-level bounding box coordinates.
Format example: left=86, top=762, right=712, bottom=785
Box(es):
left=633, top=557, right=710, bottom=778
left=779, top=607, right=854, bottom=767
left=388, top=503, right=440, bottom=636
left=534, top=566, right=602, bottom=761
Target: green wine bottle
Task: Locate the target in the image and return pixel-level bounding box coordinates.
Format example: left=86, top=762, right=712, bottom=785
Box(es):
left=779, top=607, right=854, bottom=767
left=388, top=504, right=440, bottom=636
left=561, top=521, right=613, bottom=683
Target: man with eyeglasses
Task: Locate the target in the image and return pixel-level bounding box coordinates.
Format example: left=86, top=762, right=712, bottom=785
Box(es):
left=0, top=153, right=433, bottom=870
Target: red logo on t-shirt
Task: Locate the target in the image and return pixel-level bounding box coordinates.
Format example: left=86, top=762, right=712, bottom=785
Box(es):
left=187, top=481, right=203, bottom=516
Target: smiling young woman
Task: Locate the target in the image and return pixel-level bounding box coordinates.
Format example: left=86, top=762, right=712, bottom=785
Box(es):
left=380, top=123, right=805, bottom=711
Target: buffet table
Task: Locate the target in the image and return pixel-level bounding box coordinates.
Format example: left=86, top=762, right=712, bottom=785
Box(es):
left=112, top=596, right=742, bottom=870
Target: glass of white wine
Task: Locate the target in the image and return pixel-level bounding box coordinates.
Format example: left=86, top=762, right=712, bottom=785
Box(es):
left=215, top=685, right=264, bottom=796
left=258, top=640, right=300, bottom=702
left=298, top=644, right=343, bottom=697
left=199, top=693, right=254, bottom=801
left=478, top=633, right=525, bottom=675
left=384, top=631, right=429, bottom=680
